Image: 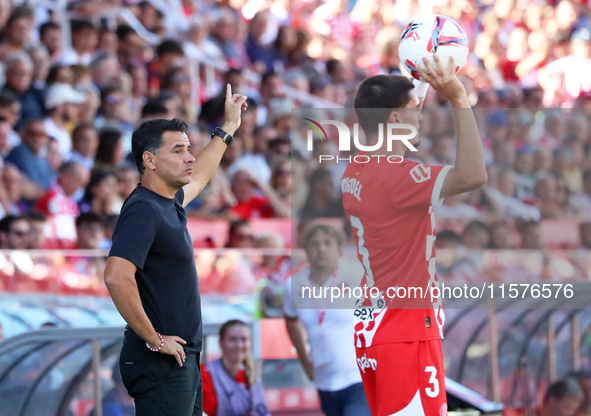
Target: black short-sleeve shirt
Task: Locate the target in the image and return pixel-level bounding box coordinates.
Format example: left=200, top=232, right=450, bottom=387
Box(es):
left=109, top=184, right=202, bottom=353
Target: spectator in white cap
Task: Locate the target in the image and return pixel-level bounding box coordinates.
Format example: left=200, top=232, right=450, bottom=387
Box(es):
left=44, top=83, right=86, bottom=158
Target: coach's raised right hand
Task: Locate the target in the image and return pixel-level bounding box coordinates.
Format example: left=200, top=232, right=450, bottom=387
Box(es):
left=415, top=55, right=467, bottom=107
left=159, top=335, right=187, bottom=367
left=223, top=84, right=248, bottom=136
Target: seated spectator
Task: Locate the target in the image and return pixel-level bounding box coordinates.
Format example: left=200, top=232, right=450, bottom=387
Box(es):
left=116, top=24, right=145, bottom=68
left=254, top=233, right=290, bottom=318
left=0, top=215, right=30, bottom=249
left=225, top=219, right=254, bottom=249
left=35, top=161, right=89, bottom=218
left=270, top=159, right=291, bottom=208
left=57, top=19, right=97, bottom=66
left=95, top=128, right=125, bottom=170
left=428, top=135, right=454, bottom=166
left=201, top=320, right=270, bottom=416
left=489, top=221, right=512, bottom=249
left=300, top=168, right=344, bottom=220
left=79, top=170, right=121, bottom=216
left=116, top=165, right=140, bottom=202
left=209, top=9, right=243, bottom=64
left=533, top=377, right=584, bottom=416
left=245, top=11, right=274, bottom=72
left=267, top=137, right=291, bottom=167
left=39, top=22, right=62, bottom=60
left=534, top=174, right=569, bottom=219
left=76, top=212, right=105, bottom=250
left=69, top=122, right=98, bottom=170
left=230, top=169, right=289, bottom=219
left=6, top=118, right=55, bottom=192
left=435, top=229, right=461, bottom=249
left=520, top=221, right=542, bottom=250
left=3, top=52, right=44, bottom=130
left=486, top=170, right=541, bottom=221
left=25, top=211, right=47, bottom=249
left=0, top=91, right=22, bottom=151
left=0, top=164, right=27, bottom=216
left=26, top=45, right=50, bottom=95
left=461, top=221, right=490, bottom=249
left=0, top=6, right=34, bottom=60
left=514, top=145, right=536, bottom=199
left=147, top=39, right=185, bottom=97
left=47, top=137, right=63, bottom=175
left=44, top=83, right=87, bottom=157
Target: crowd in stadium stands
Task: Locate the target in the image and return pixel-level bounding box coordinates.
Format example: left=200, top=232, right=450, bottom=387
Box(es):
left=0, top=0, right=590, bottom=294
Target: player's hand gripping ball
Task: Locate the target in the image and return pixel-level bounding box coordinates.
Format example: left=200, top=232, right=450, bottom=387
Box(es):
left=398, top=14, right=469, bottom=81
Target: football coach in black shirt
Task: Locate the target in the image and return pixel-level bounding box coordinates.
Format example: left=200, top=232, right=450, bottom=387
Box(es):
left=104, top=84, right=248, bottom=416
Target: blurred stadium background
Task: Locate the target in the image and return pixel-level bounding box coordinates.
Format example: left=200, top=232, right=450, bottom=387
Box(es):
left=0, top=0, right=590, bottom=414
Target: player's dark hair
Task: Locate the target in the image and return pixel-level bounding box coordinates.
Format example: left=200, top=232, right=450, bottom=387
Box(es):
left=354, top=75, right=415, bottom=136
left=544, top=377, right=584, bottom=403
left=304, top=224, right=343, bottom=249
left=132, top=118, right=188, bottom=174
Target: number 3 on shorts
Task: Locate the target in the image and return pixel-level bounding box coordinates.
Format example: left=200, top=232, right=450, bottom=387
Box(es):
left=425, top=366, right=439, bottom=398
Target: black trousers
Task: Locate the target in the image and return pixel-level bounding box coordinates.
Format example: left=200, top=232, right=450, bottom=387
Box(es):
left=119, top=343, right=203, bottom=416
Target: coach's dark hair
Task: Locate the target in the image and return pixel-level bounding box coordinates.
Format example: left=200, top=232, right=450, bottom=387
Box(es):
left=132, top=118, right=188, bottom=174
left=354, top=75, right=415, bottom=136
left=544, top=377, right=584, bottom=403
left=303, top=224, right=344, bottom=249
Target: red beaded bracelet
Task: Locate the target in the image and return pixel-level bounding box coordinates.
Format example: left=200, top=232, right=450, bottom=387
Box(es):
left=146, top=333, right=164, bottom=352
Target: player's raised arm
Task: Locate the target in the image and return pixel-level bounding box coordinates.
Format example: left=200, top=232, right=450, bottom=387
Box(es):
left=415, top=55, right=487, bottom=198
left=182, top=84, right=248, bottom=206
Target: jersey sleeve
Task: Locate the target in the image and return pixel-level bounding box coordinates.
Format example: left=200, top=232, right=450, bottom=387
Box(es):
left=388, top=162, right=452, bottom=210
left=108, top=201, right=157, bottom=269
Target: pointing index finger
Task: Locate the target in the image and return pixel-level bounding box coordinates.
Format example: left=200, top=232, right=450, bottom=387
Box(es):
left=226, top=84, right=231, bottom=100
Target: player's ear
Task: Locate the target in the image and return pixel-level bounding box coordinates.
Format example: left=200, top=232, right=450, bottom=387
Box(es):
left=388, top=110, right=401, bottom=124
left=143, top=151, right=156, bottom=171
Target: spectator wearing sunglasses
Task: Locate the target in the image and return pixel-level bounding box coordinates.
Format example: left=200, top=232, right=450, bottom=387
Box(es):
left=0, top=214, right=29, bottom=249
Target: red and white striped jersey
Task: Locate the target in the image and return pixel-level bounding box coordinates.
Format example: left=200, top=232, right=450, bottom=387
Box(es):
left=342, top=154, right=451, bottom=347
